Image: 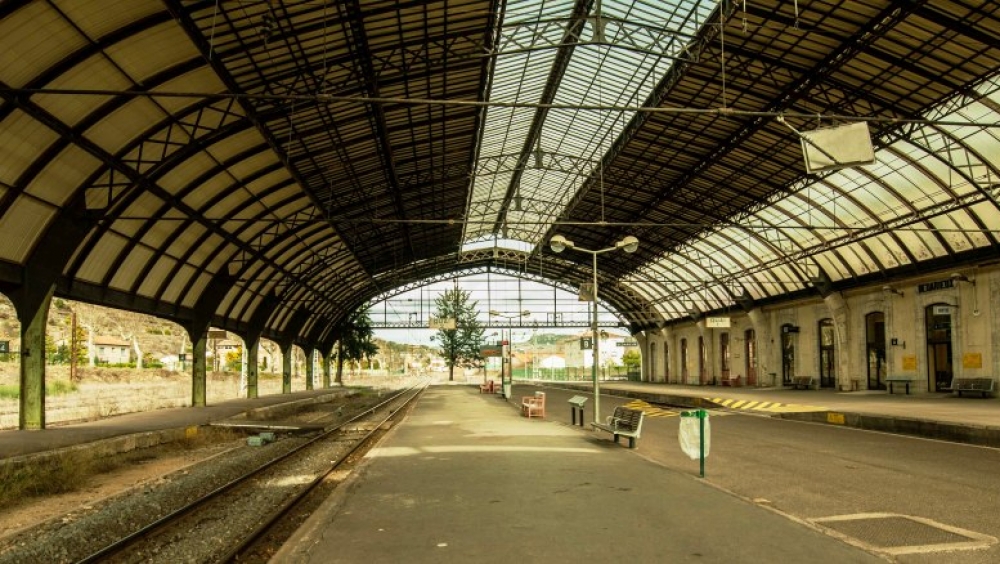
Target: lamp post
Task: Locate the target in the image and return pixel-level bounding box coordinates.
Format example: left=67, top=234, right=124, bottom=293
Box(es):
left=549, top=234, right=639, bottom=425
left=489, top=309, right=530, bottom=399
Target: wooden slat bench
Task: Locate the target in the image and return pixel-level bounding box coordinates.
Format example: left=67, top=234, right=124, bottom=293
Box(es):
left=521, top=391, right=546, bottom=418
left=790, top=376, right=815, bottom=390
left=951, top=378, right=996, bottom=398
left=591, top=406, right=645, bottom=448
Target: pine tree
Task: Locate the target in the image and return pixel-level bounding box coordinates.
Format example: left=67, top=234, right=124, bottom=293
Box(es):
left=434, top=287, right=485, bottom=381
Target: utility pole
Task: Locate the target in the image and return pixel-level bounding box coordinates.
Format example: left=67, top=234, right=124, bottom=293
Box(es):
left=70, top=311, right=78, bottom=383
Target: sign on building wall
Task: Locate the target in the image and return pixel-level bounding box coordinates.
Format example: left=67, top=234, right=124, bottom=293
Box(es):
left=932, top=305, right=952, bottom=315
left=901, top=355, right=917, bottom=371
left=918, top=279, right=954, bottom=293
left=706, top=317, right=730, bottom=328
left=963, top=353, right=983, bottom=369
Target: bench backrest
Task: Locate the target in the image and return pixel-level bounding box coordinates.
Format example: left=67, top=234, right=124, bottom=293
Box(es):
left=611, top=406, right=644, bottom=433
left=952, top=378, right=995, bottom=390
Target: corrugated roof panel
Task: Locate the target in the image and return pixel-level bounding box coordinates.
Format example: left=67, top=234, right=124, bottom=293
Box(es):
left=56, top=0, right=163, bottom=41
left=109, top=244, right=153, bottom=291
left=180, top=225, right=219, bottom=268
left=201, top=235, right=234, bottom=274
left=135, top=217, right=179, bottom=248
left=77, top=231, right=128, bottom=283
left=206, top=189, right=253, bottom=220
left=25, top=145, right=102, bottom=206
left=0, top=197, right=55, bottom=263
left=229, top=285, right=259, bottom=322
left=160, top=264, right=196, bottom=304
left=164, top=154, right=223, bottom=200
left=205, top=128, right=266, bottom=163
left=122, top=191, right=165, bottom=219
left=160, top=222, right=206, bottom=261
left=0, top=110, right=60, bottom=186
left=0, top=2, right=85, bottom=88
left=181, top=271, right=211, bottom=308
left=102, top=21, right=198, bottom=83
left=227, top=153, right=282, bottom=188
left=84, top=98, right=167, bottom=155
left=152, top=66, right=229, bottom=115
left=112, top=220, right=145, bottom=238
left=33, top=55, right=131, bottom=127
left=256, top=185, right=301, bottom=210
left=136, top=255, right=177, bottom=298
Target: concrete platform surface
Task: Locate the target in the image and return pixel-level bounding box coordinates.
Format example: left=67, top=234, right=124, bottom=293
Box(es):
left=275, top=387, right=883, bottom=564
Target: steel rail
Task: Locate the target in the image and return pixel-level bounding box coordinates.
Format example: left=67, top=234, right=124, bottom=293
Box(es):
left=221, top=383, right=427, bottom=562
left=75, top=382, right=426, bottom=564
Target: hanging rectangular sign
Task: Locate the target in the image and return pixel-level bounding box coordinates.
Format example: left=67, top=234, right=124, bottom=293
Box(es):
left=429, top=317, right=456, bottom=329
left=706, top=317, right=730, bottom=328
left=480, top=345, right=502, bottom=357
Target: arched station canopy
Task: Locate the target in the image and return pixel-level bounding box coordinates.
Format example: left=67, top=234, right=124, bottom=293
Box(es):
left=0, top=0, right=998, bottom=350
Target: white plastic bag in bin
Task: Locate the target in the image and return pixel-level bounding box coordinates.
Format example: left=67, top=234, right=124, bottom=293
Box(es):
left=678, top=411, right=710, bottom=460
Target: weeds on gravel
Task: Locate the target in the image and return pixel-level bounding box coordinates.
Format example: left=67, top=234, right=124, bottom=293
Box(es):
left=0, top=451, right=105, bottom=507
left=0, top=380, right=78, bottom=399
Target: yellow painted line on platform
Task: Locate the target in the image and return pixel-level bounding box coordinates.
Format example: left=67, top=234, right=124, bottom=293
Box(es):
left=706, top=398, right=828, bottom=413
left=624, top=400, right=678, bottom=417
left=623, top=400, right=732, bottom=418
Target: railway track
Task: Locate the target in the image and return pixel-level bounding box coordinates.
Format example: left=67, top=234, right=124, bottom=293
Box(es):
left=61, top=384, right=426, bottom=564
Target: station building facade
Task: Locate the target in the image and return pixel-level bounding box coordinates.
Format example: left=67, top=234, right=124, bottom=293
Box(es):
left=638, top=266, right=996, bottom=395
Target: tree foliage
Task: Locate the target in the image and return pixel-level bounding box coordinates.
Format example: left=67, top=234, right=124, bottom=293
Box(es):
left=434, top=287, right=485, bottom=381
left=621, top=348, right=642, bottom=370
left=335, top=308, right=379, bottom=384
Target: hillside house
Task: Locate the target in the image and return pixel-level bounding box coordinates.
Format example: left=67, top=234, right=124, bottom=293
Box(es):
left=94, top=336, right=131, bottom=364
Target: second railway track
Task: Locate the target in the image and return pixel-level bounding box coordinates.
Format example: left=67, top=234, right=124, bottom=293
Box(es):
left=0, top=383, right=426, bottom=564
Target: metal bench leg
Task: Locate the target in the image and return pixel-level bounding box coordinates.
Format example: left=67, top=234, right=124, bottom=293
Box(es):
left=628, top=437, right=636, bottom=449
left=613, top=434, right=620, bottom=444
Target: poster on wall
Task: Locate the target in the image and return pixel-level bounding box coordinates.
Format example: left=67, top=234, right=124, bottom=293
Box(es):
left=963, top=353, right=983, bottom=369
left=901, top=355, right=917, bottom=371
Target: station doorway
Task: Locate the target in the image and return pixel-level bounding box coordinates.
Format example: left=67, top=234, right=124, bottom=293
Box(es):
left=744, top=329, right=757, bottom=386
left=818, top=319, right=836, bottom=388
left=866, top=312, right=886, bottom=390
left=925, top=304, right=953, bottom=392
left=781, top=324, right=796, bottom=385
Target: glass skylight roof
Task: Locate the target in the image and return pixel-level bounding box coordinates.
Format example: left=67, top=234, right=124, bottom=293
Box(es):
left=462, top=0, right=716, bottom=252
left=629, top=74, right=1000, bottom=320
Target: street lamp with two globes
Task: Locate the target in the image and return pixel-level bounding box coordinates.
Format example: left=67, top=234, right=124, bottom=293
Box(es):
left=549, top=234, right=639, bottom=424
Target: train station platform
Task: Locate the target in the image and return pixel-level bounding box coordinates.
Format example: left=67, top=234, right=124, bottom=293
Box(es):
left=274, top=386, right=883, bottom=563
left=3, top=379, right=999, bottom=464
left=0, top=388, right=350, bottom=461
left=558, top=380, right=1000, bottom=447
